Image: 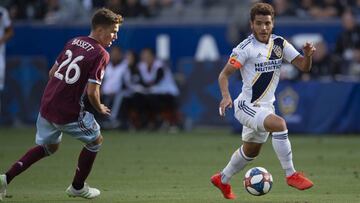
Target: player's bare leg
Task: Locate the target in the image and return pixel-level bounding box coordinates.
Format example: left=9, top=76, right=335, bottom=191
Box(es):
left=66, top=135, right=103, bottom=199
left=211, top=144, right=259, bottom=199
left=265, top=114, right=313, bottom=190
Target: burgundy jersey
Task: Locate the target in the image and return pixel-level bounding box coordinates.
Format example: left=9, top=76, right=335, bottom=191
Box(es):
left=40, top=36, right=109, bottom=124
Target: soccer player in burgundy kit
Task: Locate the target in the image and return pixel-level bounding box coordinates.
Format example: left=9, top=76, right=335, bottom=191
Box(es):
left=0, top=8, right=123, bottom=200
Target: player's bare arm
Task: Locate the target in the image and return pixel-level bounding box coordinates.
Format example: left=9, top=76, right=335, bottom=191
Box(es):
left=291, top=42, right=316, bottom=72
left=48, top=63, right=59, bottom=78
left=87, top=82, right=111, bottom=116
left=218, top=63, right=237, bottom=116
left=0, top=26, right=13, bottom=45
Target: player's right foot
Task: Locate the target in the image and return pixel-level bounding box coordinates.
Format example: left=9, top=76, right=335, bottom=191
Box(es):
left=66, top=183, right=100, bottom=199
left=211, top=173, right=236, bottom=199
left=286, top=172, right=313, bottom=190
left=0, top=174, right=7, bottom=202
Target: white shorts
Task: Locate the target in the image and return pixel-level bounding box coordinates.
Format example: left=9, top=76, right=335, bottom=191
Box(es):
left=35, top=111, right=101, bottom=145
left=234, top=98, right=274, bottom=143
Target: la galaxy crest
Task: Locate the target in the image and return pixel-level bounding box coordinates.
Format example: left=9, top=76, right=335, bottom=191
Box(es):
left=273, top=44, right=283, bottom=58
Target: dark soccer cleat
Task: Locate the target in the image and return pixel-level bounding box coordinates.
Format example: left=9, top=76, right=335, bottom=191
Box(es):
left=286, top=172, right=313, bottom=190
left=211, top=173, right=236, bottom=199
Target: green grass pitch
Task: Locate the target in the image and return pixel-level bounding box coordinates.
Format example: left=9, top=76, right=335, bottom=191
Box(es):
left=0, top=127, right=359, bottom=203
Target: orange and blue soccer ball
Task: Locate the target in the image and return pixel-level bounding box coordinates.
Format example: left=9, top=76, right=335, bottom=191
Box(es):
left=243, top=167, right=273, bottom=196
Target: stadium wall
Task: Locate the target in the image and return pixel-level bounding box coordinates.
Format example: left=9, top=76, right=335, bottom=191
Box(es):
left=2, top=20, right=358, bottom=134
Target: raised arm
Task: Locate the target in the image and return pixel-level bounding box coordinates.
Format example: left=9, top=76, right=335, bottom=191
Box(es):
left=291, top=42, right=316, bottom=72
left=218, top=63, right=238, bottom=116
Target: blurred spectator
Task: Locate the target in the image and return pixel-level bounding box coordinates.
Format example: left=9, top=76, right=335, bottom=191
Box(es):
left=271, top=0, right=296, bottom=17
left=6, top=0, right=360, bottom=23
left=295, top=0, right=344, bottom=19
left=87, top=46, right=126, bottom=128
left=295, top=0, right=313, bottom=18
left=141, top=0, right=161, bottom=17
left=0, top=6, right=13, bottom=115
left=138, top=47, right=182, bottom=131
left=101, top=46, right=125, bottom=108
left=44, top=0, right=87, bottom=24
left=82, top=0, right=106, bottom=12
left=226, top=0, right=253, bottom=46
left=8, top=0, right=47, bottom=20
left=120, top=50, right=146, bottom=129
left=351, top=0, right=360, bottom=18
left=334, top=8, right=360, bottom=76
left=302, top=40, right=339, bottom=80
left=0, top=1, right=9, bottom=7
left=309, top=0, right=344, bottom=19
left=106, top=0, right=124, bottom=15
left=335, top=9, right=360, bottom=60
left=348, top=47, right=360, bottom=77
left=123, top=0, right=150, bottom=18
left=280, top=63, right=299, bottom=81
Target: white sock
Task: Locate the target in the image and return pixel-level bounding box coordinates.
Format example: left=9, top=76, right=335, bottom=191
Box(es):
left=221, top=145, right=254, bottom=184
left=272, top=130, right=296, bottom=177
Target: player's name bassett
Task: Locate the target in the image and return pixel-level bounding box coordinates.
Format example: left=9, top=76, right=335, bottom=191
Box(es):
left=71, top=38, right=95, bottom=52
left=254, top=59, right=282, bottom=72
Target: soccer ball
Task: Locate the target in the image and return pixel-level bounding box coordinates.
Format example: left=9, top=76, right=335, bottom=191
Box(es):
left=243, top=167, right=273, bottom=196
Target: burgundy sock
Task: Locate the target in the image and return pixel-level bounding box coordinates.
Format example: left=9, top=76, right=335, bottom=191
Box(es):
left=72, top=147, right=97, bottom=190
left=5, top=145, right=47, bottom=184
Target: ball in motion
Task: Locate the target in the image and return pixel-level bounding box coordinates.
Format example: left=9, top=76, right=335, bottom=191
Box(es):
left=243, top=167, right=273, bottom=196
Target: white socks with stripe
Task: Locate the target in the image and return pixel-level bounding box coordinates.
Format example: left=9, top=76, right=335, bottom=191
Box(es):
left=220, top=129, right=295, bottom=183
left=272, top=130, right=296, bottom=177
left=221, top=145, right=254, bottom=184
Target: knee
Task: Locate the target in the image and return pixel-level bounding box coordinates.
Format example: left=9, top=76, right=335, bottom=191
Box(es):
left=264, top=114, right=287, bottom=132
left=93, top=135, right=103, bottom=145
left=44, top=144, right=60, bottom=155
left=274, top=117, right=287, bottom=131
left=242, top=143, right=262, bottom=158
left=243, top=148, right=260, bottom=158
left=86, top=135, right=103, bottom=152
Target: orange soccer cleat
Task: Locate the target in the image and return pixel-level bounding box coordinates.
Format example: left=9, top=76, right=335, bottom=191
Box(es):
left=286, top=172, right=314, bottom=190
left=211, top=173, right=236, bottom=199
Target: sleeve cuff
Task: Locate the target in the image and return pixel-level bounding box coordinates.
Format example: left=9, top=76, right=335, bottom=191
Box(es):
left=88, top=79, right=101, bottom=85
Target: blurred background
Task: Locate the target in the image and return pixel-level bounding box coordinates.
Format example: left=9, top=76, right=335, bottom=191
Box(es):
left=0, top=0, right=360, bottom=134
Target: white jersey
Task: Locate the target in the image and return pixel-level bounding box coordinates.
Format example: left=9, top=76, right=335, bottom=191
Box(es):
left=102, top=60, right=127, bottom=95
left=229, top=34, right=299, bottom=105
left=138, top=59, right=179, bottom=96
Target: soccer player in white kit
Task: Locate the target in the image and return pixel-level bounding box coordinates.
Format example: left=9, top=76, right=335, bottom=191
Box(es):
left=211, top=3, right=315, bottom=199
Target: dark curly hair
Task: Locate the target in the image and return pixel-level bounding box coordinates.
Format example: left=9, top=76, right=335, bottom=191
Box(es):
left=250, top=3, right=275, bottom=21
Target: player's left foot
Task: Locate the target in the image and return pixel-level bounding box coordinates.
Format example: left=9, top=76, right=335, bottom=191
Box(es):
left=66, top=183, right=100, bottom=199
left=286, top=172, right=313, bottom=190
left=211, top=173, right=236, bottom=199
left=0, top=174, right=7, bottom=201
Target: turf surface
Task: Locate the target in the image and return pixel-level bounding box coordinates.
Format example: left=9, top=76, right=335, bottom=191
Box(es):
left=0, top=127, right=359, bottom=202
